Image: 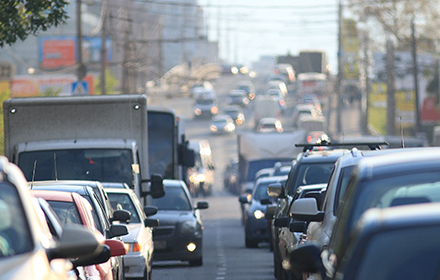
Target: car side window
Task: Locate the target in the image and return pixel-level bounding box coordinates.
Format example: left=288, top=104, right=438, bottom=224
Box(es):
left=0, top=183, right=33, bottom=257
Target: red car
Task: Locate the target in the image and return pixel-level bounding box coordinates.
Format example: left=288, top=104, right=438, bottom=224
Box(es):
left=32, top=190, right=128, bottom=280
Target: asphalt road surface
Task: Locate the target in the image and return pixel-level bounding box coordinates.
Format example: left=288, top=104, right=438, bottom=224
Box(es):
left=149, top=73, right=363, bottom=280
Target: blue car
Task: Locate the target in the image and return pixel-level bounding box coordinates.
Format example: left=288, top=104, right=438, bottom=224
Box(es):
left=240, top=175, right=287, bottom=248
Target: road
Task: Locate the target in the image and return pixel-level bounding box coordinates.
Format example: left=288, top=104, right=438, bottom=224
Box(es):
left=149, top=74, right=363, bottom=280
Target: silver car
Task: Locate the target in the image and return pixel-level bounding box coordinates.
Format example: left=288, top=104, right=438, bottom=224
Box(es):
left=104, top=187, right=159, bottom=280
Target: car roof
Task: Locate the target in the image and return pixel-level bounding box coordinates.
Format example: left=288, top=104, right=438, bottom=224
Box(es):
left=212, top=114, right=232, bottom=121
left=354, top=147, right=440, bottom=179
left=255, top=175, right=288, bottom=185
left=31, top=190, right=76, bottom=202
left=297, top=149, right=350, bottom=163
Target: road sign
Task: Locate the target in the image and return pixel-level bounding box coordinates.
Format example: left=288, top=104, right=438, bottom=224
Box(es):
left=71, top=81, right=89, bottom=95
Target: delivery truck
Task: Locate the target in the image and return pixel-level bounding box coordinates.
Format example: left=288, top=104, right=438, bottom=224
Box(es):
left=3, top=94, right=164, bottom=203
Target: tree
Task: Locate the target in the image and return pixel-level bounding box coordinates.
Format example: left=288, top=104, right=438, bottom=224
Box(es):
left=0, top=0, right=69, bottom=47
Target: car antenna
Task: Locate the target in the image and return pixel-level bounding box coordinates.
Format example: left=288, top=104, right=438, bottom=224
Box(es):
left=30, top=160, right=37, bottom=190
left=54, top=153, right=58, bottom=181
left=400, top=116, right=405, bottom=148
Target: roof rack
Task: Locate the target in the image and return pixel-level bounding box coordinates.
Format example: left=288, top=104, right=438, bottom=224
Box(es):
left=295, top=139, right=389, bottom=153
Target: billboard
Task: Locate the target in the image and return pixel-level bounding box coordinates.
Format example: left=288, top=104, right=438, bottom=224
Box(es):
left=11, top=74, right=94, bottom=97
left=39, top=37, right=112, bottom=70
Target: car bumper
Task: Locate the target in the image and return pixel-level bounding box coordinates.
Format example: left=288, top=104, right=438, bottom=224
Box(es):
left=153, top=235, right=203, bottom=262
left=123, top=252, right=149, bottom=278
left=246, top=217, right=270, bottom=241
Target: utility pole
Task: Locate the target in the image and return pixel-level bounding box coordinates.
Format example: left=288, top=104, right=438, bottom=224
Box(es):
left=362, top=31, right=370, bottom=133
left=76, top=0, right=85, bottom=81
left=386, top=38, right=396, bottom=135
left=336, top=0, right=343, bottom=135
left=100, top=4, right=107, bottom=95
left=411, top=18, right=421, bottom=133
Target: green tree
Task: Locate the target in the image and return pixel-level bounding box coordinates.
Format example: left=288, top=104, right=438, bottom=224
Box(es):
left=0, top=0, right=69, bottom=47
left=94, top=69, right=120, bottom=95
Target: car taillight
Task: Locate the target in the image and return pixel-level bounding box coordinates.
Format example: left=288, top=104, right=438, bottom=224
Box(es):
left=132, top=242, right=142, bottom=252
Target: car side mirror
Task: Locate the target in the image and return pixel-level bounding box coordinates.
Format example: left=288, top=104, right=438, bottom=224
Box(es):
left=267, top=183, right=285, bottom=198
left=239, top=195, right=250, bottom=204
left=111, top=209, right=131, bottom=223
left=289, top=244, right=325, bottom=276
left=289, top=220, right=307, bottom=233
left=141, top=174, right=165, bottom=198
left=144, top=218, right=159, bottom=228
left=260, top=198, right=272, bottom=205
left=304, top=191, right=324, bottom=211
left=143, top=206, right=158, bottom=217
left=105, top=239, right=128, bottom=257
left=274, top=217, right=290, bottom=228
left=108, top=224, right=129, bottom=238
left=72, top=244, right=111, bottom=267
left=196, top=201, right=209, bottom=209
left=47, top=225, right=103, bottom=261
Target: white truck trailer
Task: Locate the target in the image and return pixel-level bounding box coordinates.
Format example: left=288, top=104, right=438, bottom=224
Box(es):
left=3, top=94, right=164, bottom=203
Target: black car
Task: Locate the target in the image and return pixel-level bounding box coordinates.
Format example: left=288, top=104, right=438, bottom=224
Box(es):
left=290, top=203, right=440, bottom=280
left=324, top=147, right=440, bottom=275
left=29, top=182, right=130, bottom=280
left=147, top=179, right=209, bottom=266
left=268, top=148, right=350, bottom=280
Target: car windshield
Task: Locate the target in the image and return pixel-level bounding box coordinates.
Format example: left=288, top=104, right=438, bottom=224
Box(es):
left=0, top=182, right=33, bottom=257
left=150, top=187, right=191, bottom=211
left=245, top=159, right=292, bottom=182
left=288, top=163, right=334, bottom=195
left=107, top=193, right=140, bottom=223
left=46, top=201, right=82, bottom=226
left=196, top=99, right=215, bottom=105
left=253, top=182, right=272, bottom=201
left=212, top=119, right=228, bottom=125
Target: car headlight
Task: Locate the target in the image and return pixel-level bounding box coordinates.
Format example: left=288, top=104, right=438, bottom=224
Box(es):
left=179, top=220, right=198, bottom=234
left=195, top=108, right=201, bottom=115
left=254, top=210, right=264, bottom=219
left=196, top=174, right=206, bottom=182
left=210, top=125, right=218, bottom=132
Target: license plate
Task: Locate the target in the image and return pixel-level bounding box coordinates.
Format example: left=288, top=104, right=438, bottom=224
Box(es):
left=154, top=241, right=166, bottom=249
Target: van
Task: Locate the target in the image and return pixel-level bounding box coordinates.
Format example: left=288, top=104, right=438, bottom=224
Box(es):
left=186, top=139, right=215, bottom=196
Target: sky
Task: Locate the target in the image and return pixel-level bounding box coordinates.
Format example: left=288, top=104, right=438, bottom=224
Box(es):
left=198, top=0, right=340, bottom=72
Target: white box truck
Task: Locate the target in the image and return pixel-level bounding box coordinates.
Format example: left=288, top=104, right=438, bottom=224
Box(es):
left=3, top=94, right=164, bottom=203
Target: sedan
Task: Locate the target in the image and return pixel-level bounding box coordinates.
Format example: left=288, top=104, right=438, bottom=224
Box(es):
left=223, top=105, right=245, bottom=125
left=239, top=175, right=288, bottom=248
left=147, top=179, right=209, bottom=266
left=32, top=190, right=128, bottom=280
left=227, top=89, right=250, bottom=107
left=256, top=118, right=283, bottom=133
left=210, top=114, right=236, bottom=134
left=104, top=187, right=159, bottom=280
left=28, top=182, right=130, bottom=280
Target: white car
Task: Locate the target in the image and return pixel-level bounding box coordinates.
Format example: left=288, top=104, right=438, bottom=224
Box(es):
left=0, top=156, right=103, bottom=280
left=104, top=187, right=159, bottom=280
left=256, top=117, right=283, bottom=133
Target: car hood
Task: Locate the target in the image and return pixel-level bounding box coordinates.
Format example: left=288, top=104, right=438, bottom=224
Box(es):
left=152, top=211, right=194, bottom=225
left=119, top=223, right=144, bottom=242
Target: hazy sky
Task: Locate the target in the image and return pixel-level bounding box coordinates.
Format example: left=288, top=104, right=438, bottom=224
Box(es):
left=198, top=0, right=340, bottom=71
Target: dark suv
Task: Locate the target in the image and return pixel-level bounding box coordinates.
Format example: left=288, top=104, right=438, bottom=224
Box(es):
left=268, top=147, right=350, bottom=280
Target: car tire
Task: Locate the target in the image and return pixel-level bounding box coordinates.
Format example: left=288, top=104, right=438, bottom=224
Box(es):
left=189, top=257, right=203, bottom=266
left=245, top=236, right=258, bottom=248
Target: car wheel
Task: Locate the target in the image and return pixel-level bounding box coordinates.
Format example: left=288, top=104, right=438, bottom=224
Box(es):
left=189, top=257, right=203, bottom=266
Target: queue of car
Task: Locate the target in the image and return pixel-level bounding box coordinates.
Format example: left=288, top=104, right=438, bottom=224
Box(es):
left=252, top=138, right=440, bottom=280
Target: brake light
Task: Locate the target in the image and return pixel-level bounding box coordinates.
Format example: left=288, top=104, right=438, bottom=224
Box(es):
left=133, top=242, right=142, bottom=252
